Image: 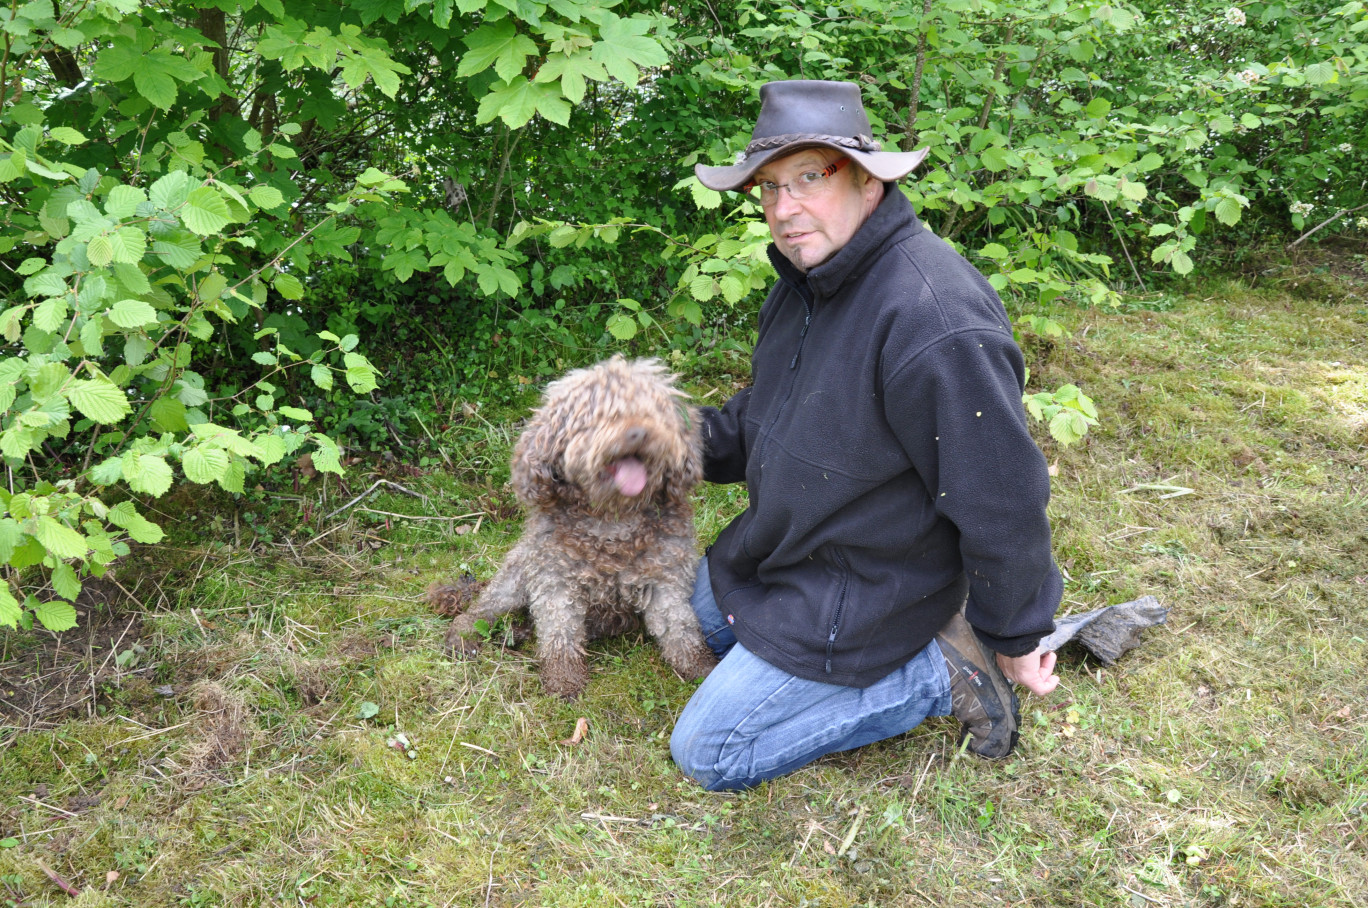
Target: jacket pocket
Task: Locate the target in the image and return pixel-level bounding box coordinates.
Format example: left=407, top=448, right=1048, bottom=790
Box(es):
left=822, top=548, right=852, bottom=675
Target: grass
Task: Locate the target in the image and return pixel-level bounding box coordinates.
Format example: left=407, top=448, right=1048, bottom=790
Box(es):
left=1, top=264, right=1367, bottom=906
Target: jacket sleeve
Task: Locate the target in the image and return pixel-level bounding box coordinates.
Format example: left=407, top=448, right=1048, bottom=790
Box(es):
left=883, top=328, right=1062, bottom=656
left=699, top=387, right=752, bottom=485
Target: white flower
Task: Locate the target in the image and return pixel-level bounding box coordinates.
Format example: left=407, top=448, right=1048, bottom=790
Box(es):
left=1358, top=216, right=1368, bottom=229
left=1289, top=202, right=1314, bottom=217
left=1338, top=142, right=1354, bottom=153
left=1225, top=7, right=1246, bottom=26
left=1237, top=69, right=1261, bottom=84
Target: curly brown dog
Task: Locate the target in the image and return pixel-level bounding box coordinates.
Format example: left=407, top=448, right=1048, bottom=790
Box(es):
left=444, top=356, right=717, bottom=699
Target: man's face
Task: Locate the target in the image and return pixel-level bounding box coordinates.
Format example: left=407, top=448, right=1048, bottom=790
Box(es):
left=754, top=149, right=883, bottom=273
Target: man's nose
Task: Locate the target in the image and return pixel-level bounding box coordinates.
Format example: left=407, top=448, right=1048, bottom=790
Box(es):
left=770, top=185, right=802, bottom=219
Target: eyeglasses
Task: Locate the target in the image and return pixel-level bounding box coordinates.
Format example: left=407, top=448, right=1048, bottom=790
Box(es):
left=743, top=157, right=849, bottom=206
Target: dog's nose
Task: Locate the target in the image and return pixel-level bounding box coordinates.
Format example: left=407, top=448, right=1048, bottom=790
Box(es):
left=624, top=426, right=646, bottom=447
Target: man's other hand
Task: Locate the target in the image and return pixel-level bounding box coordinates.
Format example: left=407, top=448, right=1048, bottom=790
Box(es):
left=996, top=647, right=1060, bottom=697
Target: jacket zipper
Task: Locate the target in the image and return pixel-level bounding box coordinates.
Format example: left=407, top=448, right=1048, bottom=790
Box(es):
left=825, top=549, right=851, bottom=674
left=743, top=279, right=815, bottom=560
left=789, top=284, right=814, bottom=369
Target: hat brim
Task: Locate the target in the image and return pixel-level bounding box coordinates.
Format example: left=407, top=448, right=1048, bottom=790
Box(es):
left=696, top=142, right=929, bottom=192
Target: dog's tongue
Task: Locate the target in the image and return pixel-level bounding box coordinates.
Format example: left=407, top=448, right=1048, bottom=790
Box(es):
left=610, top=457, right=647, bottom=496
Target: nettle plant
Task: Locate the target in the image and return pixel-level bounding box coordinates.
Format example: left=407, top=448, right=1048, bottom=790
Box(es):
left=0, top=43, right=390, bottom=633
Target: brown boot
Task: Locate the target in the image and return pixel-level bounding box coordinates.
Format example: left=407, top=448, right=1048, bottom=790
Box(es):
left=934, top=609, right=1020, bottom=759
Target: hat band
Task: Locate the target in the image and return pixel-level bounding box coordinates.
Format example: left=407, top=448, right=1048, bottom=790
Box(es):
left=741, top=132, right=882, bottom=161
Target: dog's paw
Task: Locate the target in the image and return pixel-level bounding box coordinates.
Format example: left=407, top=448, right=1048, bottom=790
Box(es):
left=539, top=654, right=589, bottom=700
left=443, top=622, right=485, bottom=657
left=662, top=642, right=718, bottom=681
left=677, top=650, right=719, bottom=681
left=428, top=577, right=484, bottom=617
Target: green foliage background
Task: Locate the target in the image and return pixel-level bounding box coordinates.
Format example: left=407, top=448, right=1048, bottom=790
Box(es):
left=1, top=0, right=1365, bottom=628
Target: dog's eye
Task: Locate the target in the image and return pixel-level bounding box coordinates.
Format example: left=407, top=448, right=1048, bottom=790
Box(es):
left=550, top=465, right=565, bottom=484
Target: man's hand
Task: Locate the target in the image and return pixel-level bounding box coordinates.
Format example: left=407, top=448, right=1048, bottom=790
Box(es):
left=996, top=647, right=1060, bottom=697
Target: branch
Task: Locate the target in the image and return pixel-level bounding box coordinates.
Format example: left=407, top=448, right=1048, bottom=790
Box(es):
left=901, top=0, right=933, bottom=151
left=1103, top=201, right=1146, bottom=292
left=1286, top=202, right=1368, bottom=250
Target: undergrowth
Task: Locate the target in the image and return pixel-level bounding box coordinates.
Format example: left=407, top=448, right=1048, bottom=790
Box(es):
left=1, top=268, right=1365, bottom=906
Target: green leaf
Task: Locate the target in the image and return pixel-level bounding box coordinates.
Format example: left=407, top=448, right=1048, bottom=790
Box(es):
left=358, top=700, right=380, bottom=720
left=49, top=127, right=88, bottom=145
left=108, top=299, right=158, bottom=329
left=310, top=363, right=334, bottom=390
left=980, top=243, right=1010, bottom=260
left=0, top=519, right=22, bottom=563
left=1048, top=408, right=1089, bottom=446
left=135, top=67, right=178, bottom=109
left=183, top=446, right=230, bottom=484
left=535, top=52, right=608, bottom=105
left=273, top=272, right=304, bottom=300
left=606, top=311, right=638, bottom=340
left=255, top=434, right=287, bottom=465
left=150, top=171, right=190, bottom=210
left=458, top=21, right=539, bottom=82
left=278, top=406, right=313, bottom=421
left=149, top=397, right=190, bottom=433
left=476, top=77, right=573, bottom=128
left=311, top=435, right=343, bottom=474
left=0, top=586, right=20, bottom=629
left=249, top=185, right=285, bottom=210
left=122, top=451, right=174, bottom=496
left=68, top=378, right=133, bottom=423
left=51, top=562, right=82, bottom=601
left=1170, top=250, right=1194, bottom=275
left=1214, top=197, right=1243, bottom=227
left=591, top=13, right=667, bottom=86
left=688, top=273, right=715, bottom=302
left=87, top=234, right=114, bottom=267
left=33, top=599, right=79, bottom=632
left=34, top=517, right=89, bottom=560
left=980, top=146, right=1011, bottom=172
left=153, top=235, right=203, bottom=270
left=104, top=184, right=146, bottom=219
left=343, top=352, right=379, bottom=393
left=106, top=501, right=165, bottom=544
left=108, top=227, right=147, bottom=263
left=89, top=456, right=125, bottom=486
left=1304, top=62, right=1336, bottom=84
left=1084, top=97, right=1112, bottom=118
left=33, top=297, right=68, bottom=333
left=181, top=186, right=231, bottom=236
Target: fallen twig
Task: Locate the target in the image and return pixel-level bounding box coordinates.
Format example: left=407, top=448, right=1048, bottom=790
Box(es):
left=1118, top=481, right=1194, bottom=499
left=355, top=507, right=484, bottom=522
left=323, top=480, right=427, bottom=521
left=36, top=859, right=81, bottom=897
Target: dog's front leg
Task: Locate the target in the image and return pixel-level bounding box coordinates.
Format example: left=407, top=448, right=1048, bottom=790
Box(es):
left=639, top=558, right=717, bottom=681
left=527, top=579, right=590, bottom=700
left=444, top=547, right=529, bottom=656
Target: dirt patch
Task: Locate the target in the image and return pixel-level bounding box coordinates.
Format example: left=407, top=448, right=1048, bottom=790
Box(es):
left=0, top=576, right=148, bottom=746
left=172, top=681, right=256, bottom=789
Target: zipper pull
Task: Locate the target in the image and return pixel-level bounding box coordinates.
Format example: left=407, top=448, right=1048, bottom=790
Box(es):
left=789, top=313, right=812, bottom=369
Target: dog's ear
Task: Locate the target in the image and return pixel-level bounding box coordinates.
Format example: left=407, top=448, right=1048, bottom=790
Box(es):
left=510, top=411, right=564, bottom=508
left=661, top=402, right=704, bottom=505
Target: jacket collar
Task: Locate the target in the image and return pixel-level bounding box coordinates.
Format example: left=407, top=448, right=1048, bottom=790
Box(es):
left=767, top=186, right=922, bottom=300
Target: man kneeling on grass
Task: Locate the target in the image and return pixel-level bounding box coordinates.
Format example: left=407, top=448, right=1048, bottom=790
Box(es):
left=671, top=80, right=1064, bottom=791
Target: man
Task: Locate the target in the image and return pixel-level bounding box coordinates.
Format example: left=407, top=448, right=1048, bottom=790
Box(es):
left=670, top=80, right=1063, bottom=791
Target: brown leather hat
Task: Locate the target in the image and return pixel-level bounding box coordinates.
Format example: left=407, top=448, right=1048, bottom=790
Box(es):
left=695, top=80, right=929, bottom=192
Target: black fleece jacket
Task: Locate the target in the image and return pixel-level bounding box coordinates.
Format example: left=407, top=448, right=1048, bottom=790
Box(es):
left=700, top=186, right=1062, bottom=688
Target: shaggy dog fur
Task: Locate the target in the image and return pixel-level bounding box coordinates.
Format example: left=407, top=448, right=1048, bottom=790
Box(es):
left=443, top=356, right=717, bottom=699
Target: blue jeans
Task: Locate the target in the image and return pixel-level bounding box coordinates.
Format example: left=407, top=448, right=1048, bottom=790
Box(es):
left=670, top=559, right=952, bottom=791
